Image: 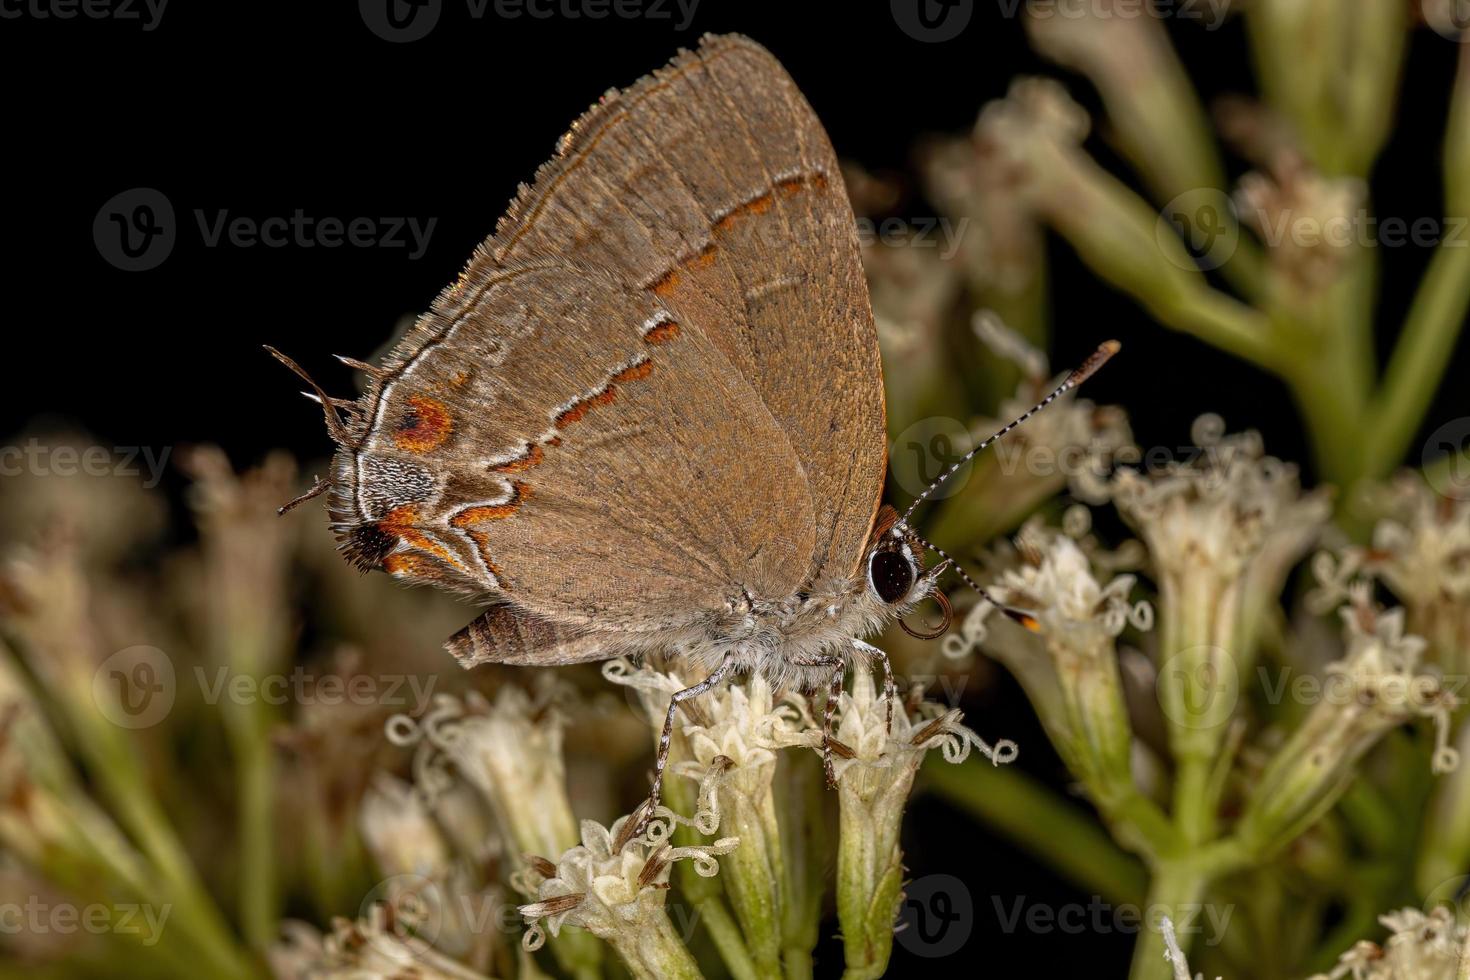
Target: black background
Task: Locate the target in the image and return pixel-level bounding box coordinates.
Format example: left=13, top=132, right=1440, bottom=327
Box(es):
left=3, top=1, right=1467, bottom=975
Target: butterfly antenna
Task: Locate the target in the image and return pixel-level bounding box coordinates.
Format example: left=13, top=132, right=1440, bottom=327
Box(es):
left=899, top=340, right=1121, bottom=527
left=905, top=528, right=1041, bottom=633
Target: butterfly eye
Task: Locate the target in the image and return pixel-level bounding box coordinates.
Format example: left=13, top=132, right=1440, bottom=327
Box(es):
left=868, top=549, right=916, bottom=604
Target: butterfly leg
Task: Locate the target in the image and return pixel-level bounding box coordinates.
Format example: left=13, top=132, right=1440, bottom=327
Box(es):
left=791, top=655, right=846, bottom=789
left=638, top=653, right=736, bottom=837
left=853, top=639, right=898, bottom=735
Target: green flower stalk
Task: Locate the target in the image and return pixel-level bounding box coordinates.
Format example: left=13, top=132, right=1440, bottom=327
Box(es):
left=1024, top=0, right=1226, bottom=206
left=1236, top=601, right=1460, bottom=858
left=977, top=523, right=1164, bottom=854
left=605, top=657, right=816, bottom=979
left=819, top=667, right=1014, bottom=980
left=186, top=447, right=297, bottom=951
left=1103, top=422, right=1332, bottom=842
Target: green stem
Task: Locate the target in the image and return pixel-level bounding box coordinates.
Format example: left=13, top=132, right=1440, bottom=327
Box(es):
left=1127, top=862, right=1208, bottom=980
left=922, top=757, right=1149, bottom=904
left=68, top=708, right=256, bottom=980
left=1362, top=242, right=1470, bottom=478
left=228, top=708, right=276, bottom=951
left=695, top=897, right=759, bottom=980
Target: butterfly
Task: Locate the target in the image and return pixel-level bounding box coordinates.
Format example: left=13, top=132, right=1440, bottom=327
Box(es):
left=270, top=33, right=1116, bottom=825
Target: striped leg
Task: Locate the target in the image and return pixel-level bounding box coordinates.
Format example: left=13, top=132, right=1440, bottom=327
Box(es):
left=854, top=639, right=898, bottom=734
left=636, top=654, right=736, bottom=837
left=792, top=656, right=846, bottom=789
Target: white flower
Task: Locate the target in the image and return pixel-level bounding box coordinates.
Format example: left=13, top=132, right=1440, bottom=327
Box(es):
left=978, top=526, right=1149, bottom=814
left=387, top=680, right=577, bottom=866
left=517, top=811, right=736, bottom=980
left=1239, top=601, right=1460, bottom=855
left=1309, top=906, right=1468, bottom=980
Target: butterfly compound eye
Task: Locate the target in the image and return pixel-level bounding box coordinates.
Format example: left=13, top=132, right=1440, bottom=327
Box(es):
left=868, top=549, right=916, bottom=604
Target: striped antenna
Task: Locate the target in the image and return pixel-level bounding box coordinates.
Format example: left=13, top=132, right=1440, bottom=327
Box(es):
left=894, top=339, right=1120, bottom=633
left=899, top=340, right=1120, bottom=526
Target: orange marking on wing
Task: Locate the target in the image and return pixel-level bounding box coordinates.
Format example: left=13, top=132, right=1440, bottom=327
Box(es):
left=651, top=269, right=681, bottom=297
left=689, top=244, right=717, bottom=269
left=556, top=388, right=617, bottom=427
left=378, top=504, right=467, bottom=572
left=545, top=436, right=563, bottom=448
left=450, top=483, right=532, bottom=527
left=491, top=444, right=544, bottom=473
left=714, top=193, right=773, bottom=234
left=611, top=359, right=654, bottom=384
left=643, top=321, right=681, bottom=345
left=393, top=394, right=453, bottom=453
left=384, top=552, right=438, bottom=577
left=554, top=358, right=655, bottom=430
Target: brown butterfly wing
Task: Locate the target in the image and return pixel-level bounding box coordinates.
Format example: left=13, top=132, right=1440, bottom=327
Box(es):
left=329, top=35, right=885, bottom=665
left=330, top=262, right=817, bottom=634
left=485, top=33, right=888, bottom=588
